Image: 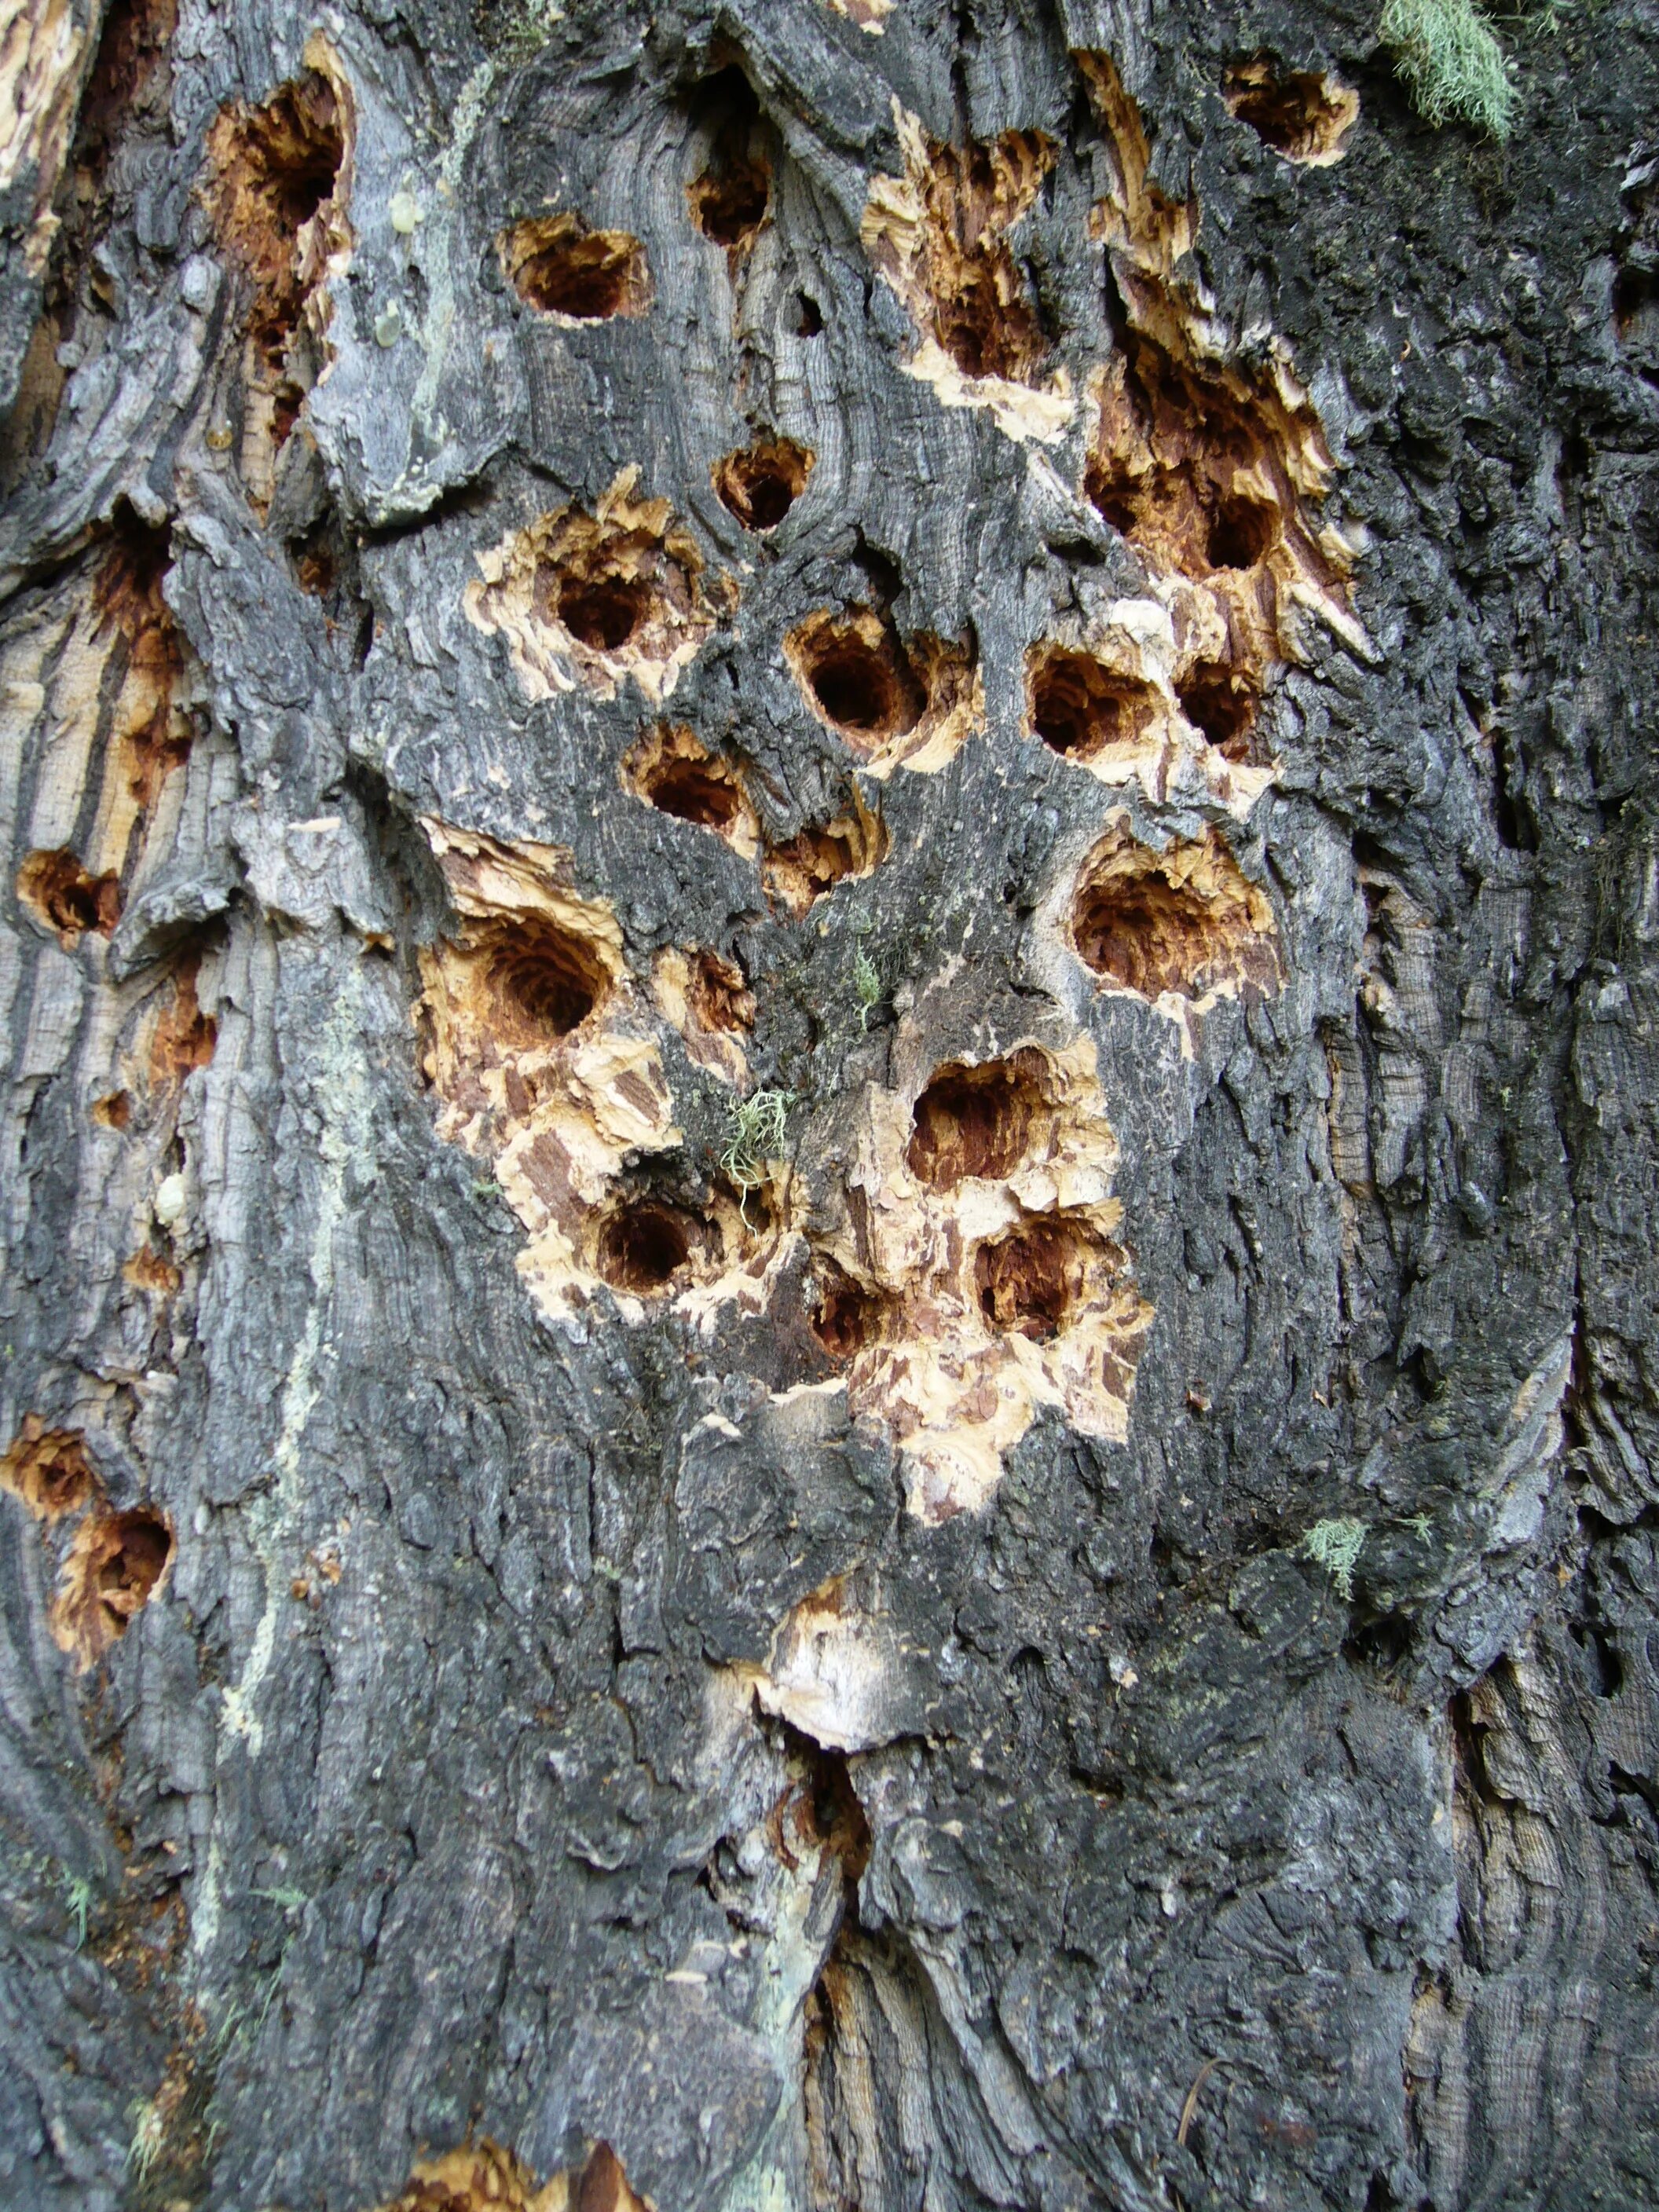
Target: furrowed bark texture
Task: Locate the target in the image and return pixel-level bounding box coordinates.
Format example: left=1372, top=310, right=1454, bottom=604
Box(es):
left=2, top=2, right=1657, bottom=2207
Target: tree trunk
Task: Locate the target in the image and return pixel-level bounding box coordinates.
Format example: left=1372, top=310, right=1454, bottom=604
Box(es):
left=2, top=2, right=1657, bottom=2207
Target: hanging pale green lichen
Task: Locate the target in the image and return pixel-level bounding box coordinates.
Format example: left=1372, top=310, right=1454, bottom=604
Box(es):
left=1381, top=0, right=1515, bottom=137
left=1301, top=1516, right=1368, bottom=1601
left=717, top=1088, right=796, bottom=1193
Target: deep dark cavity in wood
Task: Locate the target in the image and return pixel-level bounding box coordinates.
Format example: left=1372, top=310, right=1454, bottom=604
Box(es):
left=500, top=217, right=649, bottom=320
left=907, top=1057, right=1046, bottom=1189
left=596, top=1201, right=693, bottom=1293
left=975, top=1217, right=1093, bottom=1339
left=688, top=67, right=771, bottom=249
left=714, top=437, right=812, bottom=530
left=1178, top=660, right=1261, bottom=759
left=485, top=923, right=609, bottom=1040
left=1027, top=646, right=1158, bottom=757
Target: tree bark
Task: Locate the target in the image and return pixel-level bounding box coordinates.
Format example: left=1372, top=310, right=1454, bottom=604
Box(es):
left=2, top=2, right=1657, bottom=2208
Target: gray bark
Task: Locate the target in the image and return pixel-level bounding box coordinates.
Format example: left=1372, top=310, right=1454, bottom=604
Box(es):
left=2, top=2, right=1657, bottom=2209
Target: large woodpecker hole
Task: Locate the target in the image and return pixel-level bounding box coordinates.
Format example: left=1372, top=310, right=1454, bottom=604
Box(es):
left=1027, top=646, right=1159, bottom=759
left=866, top=127, right=1055, bottom=386
left=1070, top=826, right=1280, bottom=1002
left=95, top=505, right=192, bottom=807
left=688, top=68, right=771, bottom=250
left=1073, top=870, right=1225, bottom=998
left=1, top=1420, right=97, bottom=1522
left=517, top=503, right=708, bottom=685
left=624, top=725, right=756, bottom=852
left=907, top=1056, right=1046, bottom=1189
left=556, top=573, right=652, bottom=652
left=811, top=1263, right=888, bottom=1362
left=975, top=1218, right=1097, bottom=1341
left=1224, top=57, right=1359, bottom=163
left=763, top=805, right=889, bottom=917
left=483, top=921, right=610, bottom=1044
left=644, top=755, right=740, bottom=830
left=690, top=159, right=771, bottom=248
left=499, top=215, right=650, bottom=321
left=1177, top=661, right=1262, bottom=762
left=595, top=1200, right=694, bottom=1295
left=789, top=613, right=926, bottom=748
left=640, top=753, right=739, bottom=832
left=17, top=849, right=122, bottom=941
left=204, top=71, right=346, bottom=366
left=53, top=1507, right=172, bottom=1666
left=713, top=436, right=813, bottom=531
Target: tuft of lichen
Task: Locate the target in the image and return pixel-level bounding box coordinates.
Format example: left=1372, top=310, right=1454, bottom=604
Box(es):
left=1380, top=0, right=1515, bottom=137
left=1301, top=1516, right=1368, bottom=1601
left=718, top=1089, right=795, bottom=1193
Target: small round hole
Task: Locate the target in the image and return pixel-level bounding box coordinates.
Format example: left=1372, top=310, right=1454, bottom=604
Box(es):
left=597, top=1202, right=692, bottom=1293
left=486, top=924, right=609, bottom=1040
left=1177, top=661, right=1261, bottom=761
left=713, top=437, right=813, bottom=531
left=1205, top=495, right=1276, bottom=572
left=557, top=574, right=651, bottom=652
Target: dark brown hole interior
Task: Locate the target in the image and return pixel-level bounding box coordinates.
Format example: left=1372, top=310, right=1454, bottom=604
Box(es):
left=975, top=1218, right=1088, bottom=1341
left=1614, top=264, right=1659, bottom=338
left=714, top=437, right=811, bottom=531
left=508, top=226, right=646, bottom=320
left=17, top=848, right=122, bottom=939
left=812, top=1264, right=885, bottom=1361
left=689, top=949, right=753, bottom=1032
left=597, top=1202, right=693, bottom=1294
left=691, top=159, right=771, bottom=247
left=641, top=756, right=741, bottom=831
left=1084, top=331, right=1310, bottom=589
left=689, top=65, right=771, bottom=250
left=936, top=267, right=1044, bottom=385
left=97, top=1510, right=170, bottom=1621
left=62, top=1507, right=173, bottom=1655
left=1225, top=64, right=1350, bottom=159
left=577, top=2141, right=644, bottom=2212
left=1072, top=869, right=1229, bottom=999
left=1177, top=661, right=1261, bottom=761
left=907, top=1056, right=1046, bottom=1190
left=1029, top=649, right=1158, bottom=759
left=208, top=72, right=343, bottom=365
left=802, top=629, right=925, bottom=744
left=93, top=503, right=173, bottom=644
left=921, top=137, right=1051, bottom=386
left=558, top=573, right=652, bottom=652
left=1205, top=495, right=1277, bottom=572
left=797, top=294, right=824, bottom=337
left=291, top=526, right=337, bottom=597
left=487, top=923, right=609, bottom=1040
left=800, top=1741, right=873, bottom=1880
left=1090, top=478, right=1140, bottom=537
left=149, top=949, right=220, bottom=1084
